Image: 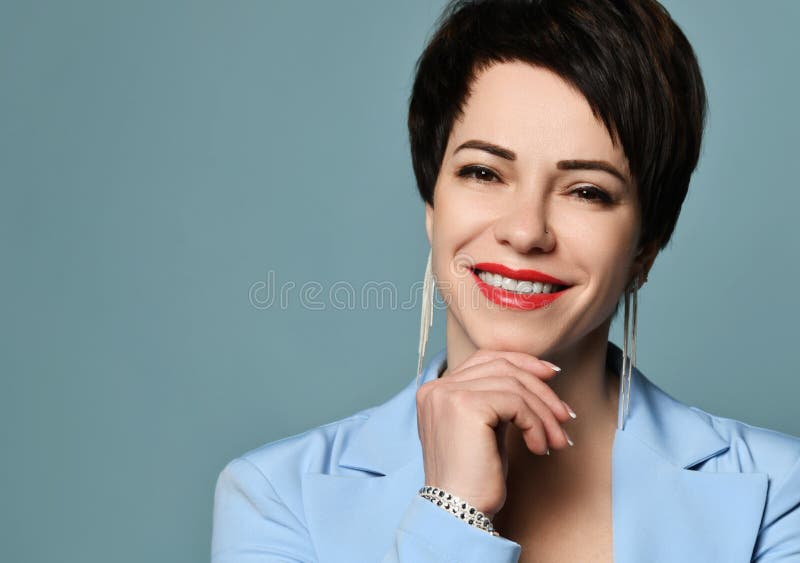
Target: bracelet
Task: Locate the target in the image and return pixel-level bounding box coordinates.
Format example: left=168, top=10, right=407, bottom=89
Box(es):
left=418, top=485, right=500, bottom=536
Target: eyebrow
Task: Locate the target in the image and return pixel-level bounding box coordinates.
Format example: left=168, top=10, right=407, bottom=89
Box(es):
left=453, top=139, right=629, bottom=184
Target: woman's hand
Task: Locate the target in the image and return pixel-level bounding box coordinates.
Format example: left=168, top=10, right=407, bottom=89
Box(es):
left=415, top=349, right=575, bottom=520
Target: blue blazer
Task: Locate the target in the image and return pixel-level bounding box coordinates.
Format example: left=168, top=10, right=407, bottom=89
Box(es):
left=211, top=341, right=800, bottom=562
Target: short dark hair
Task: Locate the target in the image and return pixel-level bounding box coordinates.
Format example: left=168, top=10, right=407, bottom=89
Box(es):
left=407, top=0, right=707, bottom=254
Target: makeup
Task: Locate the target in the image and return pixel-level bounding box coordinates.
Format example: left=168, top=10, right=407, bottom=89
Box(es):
left=471, top=262, right=571, bottom=311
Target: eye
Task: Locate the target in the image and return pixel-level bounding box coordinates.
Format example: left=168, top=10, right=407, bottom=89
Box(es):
left=570, top=185, right=613, bottom=205
left=457, top=165, right=501, bottom=184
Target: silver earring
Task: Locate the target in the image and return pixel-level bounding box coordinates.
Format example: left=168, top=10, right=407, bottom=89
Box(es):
left=619, top=276, right=639, bottom=430
left=416, top=249, right=435, bottom=386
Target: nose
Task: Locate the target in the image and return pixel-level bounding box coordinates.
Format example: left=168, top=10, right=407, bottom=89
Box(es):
left=492, top=191, right=555, bottom=254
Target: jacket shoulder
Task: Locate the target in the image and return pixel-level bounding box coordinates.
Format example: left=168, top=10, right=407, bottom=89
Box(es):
left=216, top=403, right=378, bottom=527
left=242, top=405, right=376, bottom=474
left=689, top=406, right=800, bottom=475
left=690, top=409, right=800, bottom=558
left=690, top=406, right=800, bottom=534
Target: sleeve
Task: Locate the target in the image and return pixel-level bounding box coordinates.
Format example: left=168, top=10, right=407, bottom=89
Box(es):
left=751, top=453, right=800, bottom=561
left=382, top=495, right=521, bottom=563
left=211, top=457, right=318, bottom=563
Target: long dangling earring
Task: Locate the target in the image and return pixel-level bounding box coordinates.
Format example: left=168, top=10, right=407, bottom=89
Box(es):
left=416, top=249, right=435, bottom=386
left=619, top=276, right=639, bottom=430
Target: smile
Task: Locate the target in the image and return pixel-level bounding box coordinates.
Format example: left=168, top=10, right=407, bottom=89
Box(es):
left=470, top=262, right=572, bottom=311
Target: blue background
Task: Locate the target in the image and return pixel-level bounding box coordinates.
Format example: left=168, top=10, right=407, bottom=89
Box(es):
left=2, top=1, right=798, bottom=561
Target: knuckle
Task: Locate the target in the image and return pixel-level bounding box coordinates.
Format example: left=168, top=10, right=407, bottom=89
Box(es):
left=509, top=376, right=530, bottom=395
left=524, top=424, right=546, bottom=451
left=491, top=357, right=514, bottom=372
left=417, top=380, right=445, bottom=407
left=503, top=376, right=526, bottom=395
left=416, top=381, right=432, bottom=402
left=444, top=387, right=471, bottom=408
left=510, top=392, right=526, bottom=410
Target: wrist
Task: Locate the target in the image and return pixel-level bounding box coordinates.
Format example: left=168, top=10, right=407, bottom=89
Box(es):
left=418, top=485, right=500, bottom=536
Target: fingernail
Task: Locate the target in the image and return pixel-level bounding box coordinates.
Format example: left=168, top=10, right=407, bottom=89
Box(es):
left=562, top=401, right=577, bottom=419
left=541, top=360, right=561, bottom=372
left=545, top=447, right=550, bottom=456
left=563, top=429, right=574, bottom=447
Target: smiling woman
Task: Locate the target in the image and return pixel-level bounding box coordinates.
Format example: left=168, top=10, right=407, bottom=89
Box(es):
left=211, top=1, right=800, bottom=562
left=424, top=61, right=650, bottom=381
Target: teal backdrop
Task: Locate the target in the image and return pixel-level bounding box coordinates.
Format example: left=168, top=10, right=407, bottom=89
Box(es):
left=2, top=1, right=798, bottom=561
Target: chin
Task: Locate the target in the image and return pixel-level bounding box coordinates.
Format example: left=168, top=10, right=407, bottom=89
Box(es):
left=466, top=324, right=559, bottom=357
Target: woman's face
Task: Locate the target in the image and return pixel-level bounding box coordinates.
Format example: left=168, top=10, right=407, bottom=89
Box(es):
left=425, top=61, right=656, bottom=358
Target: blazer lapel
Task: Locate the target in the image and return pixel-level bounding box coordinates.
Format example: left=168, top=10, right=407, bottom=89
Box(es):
left=300, top=350, right=442, bottom=563
left=302, top=344, right=769, bottom=562
left=608, top=341, right=769, bottom=562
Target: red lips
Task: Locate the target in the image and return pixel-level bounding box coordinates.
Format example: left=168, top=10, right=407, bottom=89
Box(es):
left=470, top=262, right=571, bottom=311
left=471, top=262, right=570, bottom=286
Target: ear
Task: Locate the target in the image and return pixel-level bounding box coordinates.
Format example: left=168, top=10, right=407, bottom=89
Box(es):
left=632, top=239, right=659, bottom=288
left=425, top=202, right=434, bottom=247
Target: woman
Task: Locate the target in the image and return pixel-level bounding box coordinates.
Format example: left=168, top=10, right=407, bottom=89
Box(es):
left=212, top=0, right=800, bottom=561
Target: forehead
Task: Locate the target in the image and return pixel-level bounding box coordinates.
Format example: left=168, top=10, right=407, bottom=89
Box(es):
left=451, top=61, right=629, bottom=174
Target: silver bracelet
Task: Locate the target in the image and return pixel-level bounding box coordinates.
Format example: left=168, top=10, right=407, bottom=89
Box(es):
left=418, top=485, right=500, bottom=536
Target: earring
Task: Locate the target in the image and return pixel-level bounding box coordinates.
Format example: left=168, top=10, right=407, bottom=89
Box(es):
left=619, top=275, right=639, bottom=430
left=416, top=249, right=435, bottom=386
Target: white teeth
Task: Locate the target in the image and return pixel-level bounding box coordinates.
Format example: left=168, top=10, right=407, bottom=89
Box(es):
left=476, top=270, right=565, bottom=294
left=516, top=281, right=534, bottom=293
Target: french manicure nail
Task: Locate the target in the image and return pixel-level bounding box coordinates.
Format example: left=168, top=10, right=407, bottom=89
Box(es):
left=542, top=360, right=561, bottom=372
left=562, top=401, right=577, bottom=419
left=563, top=429, right=574, bottom=447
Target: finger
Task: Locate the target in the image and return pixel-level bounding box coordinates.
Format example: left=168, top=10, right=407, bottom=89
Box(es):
left=447, top=357, right=572, bottom=423
left=448, top=377, right=571, bottom=450
left=454, top=349, right=561, bottom=382
left=470, top=388, right=552, bottom=455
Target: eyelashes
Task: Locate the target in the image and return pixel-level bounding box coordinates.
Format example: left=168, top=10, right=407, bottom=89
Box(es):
left=456, top=165, right=614, bottom=205
left=457, top=165, right=499, bottom=184
left=569, top=185, right=614, bottom=205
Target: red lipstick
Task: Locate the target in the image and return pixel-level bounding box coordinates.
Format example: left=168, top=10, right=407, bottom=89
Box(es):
left=471, top=262, right=571, bottom=311
left=472, top=263, right=569, bottom=285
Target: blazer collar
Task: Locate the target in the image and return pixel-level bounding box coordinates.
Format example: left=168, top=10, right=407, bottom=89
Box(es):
left=302, top=342, right=768, bottom=562
left=333, top=348, right=446, bottom=476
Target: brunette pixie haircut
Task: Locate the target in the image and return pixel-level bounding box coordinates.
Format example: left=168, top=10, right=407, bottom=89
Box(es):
left=408, top=0, right=707, bottom=253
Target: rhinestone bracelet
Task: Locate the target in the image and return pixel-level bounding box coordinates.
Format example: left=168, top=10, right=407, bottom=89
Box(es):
left=418, top=485, right=500, bottom=536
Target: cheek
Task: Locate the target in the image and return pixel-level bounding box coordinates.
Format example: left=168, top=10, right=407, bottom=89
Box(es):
left=432, top=194, right=487, bottom=251
left=560, top=209, right=639, bottom=285
left=429, top=209, right=484, bottom=298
